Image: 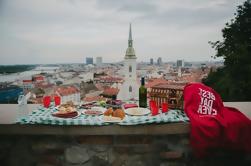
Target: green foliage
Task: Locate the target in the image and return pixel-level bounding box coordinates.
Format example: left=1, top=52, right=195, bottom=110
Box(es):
left=0, top=65, right=36, bottom=74
left=56, top=81, right=63, bottom=86
left=203, top=0, right=251, bottom=101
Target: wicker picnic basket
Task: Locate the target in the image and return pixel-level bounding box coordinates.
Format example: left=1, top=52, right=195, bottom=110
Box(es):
left=149, top=83, right=185, bottom=110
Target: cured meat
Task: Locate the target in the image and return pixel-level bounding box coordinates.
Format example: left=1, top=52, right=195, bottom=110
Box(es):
left=83, top=110, right=103, bottom=115
left=52, top=111, right=78, bottom=118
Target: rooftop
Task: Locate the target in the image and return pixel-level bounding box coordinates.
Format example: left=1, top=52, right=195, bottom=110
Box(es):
left=83, top=96, right=104, bottom=102
left=145, top=78, right=169, bottom=88
left=102, top=87, right=119, bottom=96
left=23, top=80, right=32, bottom=83
left=55, top=86, right=80, bottom=96
left=98, top=76, right=123, bottom=83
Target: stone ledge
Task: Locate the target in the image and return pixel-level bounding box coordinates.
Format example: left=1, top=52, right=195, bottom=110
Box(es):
left=0, top=122, right=189, bottom=135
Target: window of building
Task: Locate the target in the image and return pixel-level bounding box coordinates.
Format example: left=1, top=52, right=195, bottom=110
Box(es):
left=129, top=86, right=132, bottom=92
left=129, top=66, right=132, bottom=72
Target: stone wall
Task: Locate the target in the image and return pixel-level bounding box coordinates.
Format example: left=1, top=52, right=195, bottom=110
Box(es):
left=0, top=135, right=250, bottom=166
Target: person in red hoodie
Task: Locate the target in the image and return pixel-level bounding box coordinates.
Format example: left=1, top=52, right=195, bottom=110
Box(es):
left=183, top=83, right=251, bottom=157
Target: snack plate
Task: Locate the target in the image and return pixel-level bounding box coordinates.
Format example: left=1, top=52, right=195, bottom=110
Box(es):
left=101, top=115, right=123, bottom=123
left=79, top=101, right=97, bottom=109
left=124, top=107, right=151, bottom=116
left=54, top=105, right=76, bottom=110
left=81, top=107, right=106, bottom=115
left=52, top=111, right=81, bottom=119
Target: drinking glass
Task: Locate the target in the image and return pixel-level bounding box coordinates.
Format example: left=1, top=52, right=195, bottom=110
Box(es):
left=54, top=96, right=61, bottom=106
left=43, top=96, right=51, bottom=108
left=162, top=102, right=168, bottom=113
left=149, top=100, right=158, bottom=116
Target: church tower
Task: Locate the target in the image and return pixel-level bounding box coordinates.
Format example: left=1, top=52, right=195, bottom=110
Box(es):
left=117, top=23, right=139, bottom=100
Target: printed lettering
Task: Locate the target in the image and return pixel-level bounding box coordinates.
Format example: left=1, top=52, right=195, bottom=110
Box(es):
left=207, top=91, right=210, bottom=99
left=202, top=90, right=207, bottom=98
left=207, top=100, right=213, bottom=115
left=211, top=94, right=215, bottom=100
left=212, top=109, right=217, bottom=116
left=199, top=88, right=203, bottom=96
left=197, top=88, right=217, bottom=116
left=203, top=98, right=208, bottom=107
left=200, top=96, right=204, bottom=105
left=198, top=105, right=202, bottom=114
left=202, top=105, right=207, bottom=114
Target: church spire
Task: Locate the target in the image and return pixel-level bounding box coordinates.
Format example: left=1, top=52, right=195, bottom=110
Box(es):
left=125, top=23, right=136, bottom=59
left=129, top=23, right=132, bottom=41
left=128, top=23, right=133, bottom=47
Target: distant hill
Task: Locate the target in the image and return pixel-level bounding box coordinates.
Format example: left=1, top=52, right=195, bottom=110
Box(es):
left=0, top=65, right=36, bottom=74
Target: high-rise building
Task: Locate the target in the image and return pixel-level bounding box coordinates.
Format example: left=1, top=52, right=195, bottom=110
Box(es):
left=178, top=67, right=182, bottom=77
left=177, top=60, right=184, bottom=67
left=86, top=57, right=93, bottom=65
left=117, top=23, right=139, bottom=100
left=157, top=57, right=162, bottom=65
left=150, top=58, right=154, bottom=65
left=96, top=57, right=103, bottom=66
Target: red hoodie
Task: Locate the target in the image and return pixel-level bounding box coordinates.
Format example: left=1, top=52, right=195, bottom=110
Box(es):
left=184, top=83, right=251, bottom=157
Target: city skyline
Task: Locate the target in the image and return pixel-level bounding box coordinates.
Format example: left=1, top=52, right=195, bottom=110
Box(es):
left=0, top=0, right=245, bottom=65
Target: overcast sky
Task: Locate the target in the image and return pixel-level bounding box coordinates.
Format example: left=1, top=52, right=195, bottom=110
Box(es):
left=0, top=0, right=245, bottom=65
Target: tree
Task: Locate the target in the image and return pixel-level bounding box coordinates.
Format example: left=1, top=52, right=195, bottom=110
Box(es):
left=203, top=0, right=251, bottom=101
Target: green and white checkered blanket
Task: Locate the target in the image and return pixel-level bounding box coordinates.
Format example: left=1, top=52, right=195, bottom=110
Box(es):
left=18, top=106, right=189, bottom=126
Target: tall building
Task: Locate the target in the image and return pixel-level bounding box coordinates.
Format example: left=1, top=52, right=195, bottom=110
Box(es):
left=117, top=23, right=139, bottom=100
left=178, top=67, right=182, bottom=77
left=86, top=57, right=93, bottom=65
left=150, top=58, right=154, bottom=65
left=177, top=60, right=184, bottom=67
left=157, top=57, right=162, bottom=65
left=96, top=57, right=103, bottom=66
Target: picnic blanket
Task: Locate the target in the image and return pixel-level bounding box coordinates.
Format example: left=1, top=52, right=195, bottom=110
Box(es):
left=18, top=106, right=189, bottom=126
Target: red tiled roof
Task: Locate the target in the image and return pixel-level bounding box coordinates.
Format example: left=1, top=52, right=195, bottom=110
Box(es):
left=35, top=83, right=53, bottom=89
left=99, top=76, right=123, bottom=82
left=152, top=83, right=184, bottom=90
left=95, top=84, right=104, bottom=91
left=55, top=86, right=80, bottom=96
left=34, top=76, right=44, bottom=81
left=23, top=80, right=32, bottom=83
left=145, top=78, right=169, bottom=88
left=83, top=96, right=104, bottom=102
left=102, top=87, right=119, bottom=96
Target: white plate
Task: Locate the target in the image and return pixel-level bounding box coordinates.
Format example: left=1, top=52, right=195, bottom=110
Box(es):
left=54, top=105, right=76, bottom=110
left=124, top=107, right=151, bottom=116
left=81, top=107, right=106, bottom=115
left=101, top=115, right=123, bottom=123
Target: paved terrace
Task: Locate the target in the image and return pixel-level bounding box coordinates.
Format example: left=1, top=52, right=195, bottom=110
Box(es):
left=0, top=102, right=250, bottom=135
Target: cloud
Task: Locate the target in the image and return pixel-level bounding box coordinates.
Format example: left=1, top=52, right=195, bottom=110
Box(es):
left=0, top=0, right=246, bottom=64
left=96, top=0, right=157, bottom=14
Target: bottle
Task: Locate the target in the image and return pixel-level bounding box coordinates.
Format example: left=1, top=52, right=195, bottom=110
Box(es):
left=139, top=77, right=147, bottom=108
left=17, top=94, right=28, bottom=121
